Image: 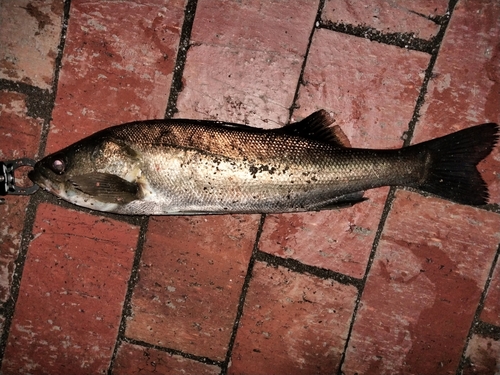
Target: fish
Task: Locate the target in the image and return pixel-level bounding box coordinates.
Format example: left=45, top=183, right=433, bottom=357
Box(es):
left=28, top=110, right=499, bottom=215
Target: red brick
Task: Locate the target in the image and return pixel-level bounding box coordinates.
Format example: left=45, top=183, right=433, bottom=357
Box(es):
left=322, top=0, right=446, bottom=40
left=342, top=190, right=500, bottom=375
left=0, top=91, right=42, bottom=303
left=126, top=215, right=260, bottom=361
left=259, top=187, right=389, bottom=278
left=295, top=28, right=429, bottom=149
left=413, top=1, right=500, bottom=203
left=0, top=195, right=30, bottom=304
left=176, top=0, right=319, bottom=128
left=191, top=0, right=318, bottom=54
left=0, top=0, right=64, bottom=89
left=228, top=261, right=358, bottom=375
left=47, top=0, right=186, bottom=153
left=463, top=334, right=500, bottom=375
left=1, top=203, right=139, bottom=374
left=0, top=91, right=43, bottom=160
left=481, top=260, right=500, bottom=326
left=113, top=342, right=221, bottom=375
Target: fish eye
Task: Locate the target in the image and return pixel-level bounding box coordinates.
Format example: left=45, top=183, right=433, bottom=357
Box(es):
left=51, top=158, right=66, bottom=174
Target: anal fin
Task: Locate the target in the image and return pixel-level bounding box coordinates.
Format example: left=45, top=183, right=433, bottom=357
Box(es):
left=305, top=191, right=367, bottom=211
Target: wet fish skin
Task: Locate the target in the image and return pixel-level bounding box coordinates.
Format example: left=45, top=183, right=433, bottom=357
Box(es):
left=28, top=111, right=499, bottom=215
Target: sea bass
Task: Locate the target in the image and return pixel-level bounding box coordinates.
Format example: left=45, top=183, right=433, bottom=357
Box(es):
left=28, top=110, right=499, bottom=215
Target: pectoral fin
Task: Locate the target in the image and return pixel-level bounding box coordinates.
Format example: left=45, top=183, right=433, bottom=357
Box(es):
left=69, top=172, right=138, bottom=204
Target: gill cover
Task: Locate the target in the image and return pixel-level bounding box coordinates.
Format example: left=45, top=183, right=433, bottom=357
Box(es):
left=69, top=138, right=141, bottom=204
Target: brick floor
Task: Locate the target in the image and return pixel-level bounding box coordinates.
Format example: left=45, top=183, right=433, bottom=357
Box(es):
left=1, top=204, right=138, bottom=374
left=228, top=261, right=358, bottom=375
left=321, top=0, right=447, bottom=40
left=463, top=334, right=500, bottom=375
left=0, top=90, right=43, bottom=163
left=342, top=190, right=500, bottom=375
left=113, top=342, right=221, bottom=375
left=177, top=0, right=318, bottom=127
left=0, top=0, right=499, bottom=374
left=0, top=0, right=64, bottom=89
left=481, top=260, right=500, bottom=327
left=126, top=215, right=259, bottom=361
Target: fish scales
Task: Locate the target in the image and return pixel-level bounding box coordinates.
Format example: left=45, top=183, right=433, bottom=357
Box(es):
left=104, top=122, right=424, bottom=214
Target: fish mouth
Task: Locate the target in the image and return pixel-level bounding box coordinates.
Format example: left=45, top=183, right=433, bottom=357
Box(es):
left=28, top=167, right=63, bottom=195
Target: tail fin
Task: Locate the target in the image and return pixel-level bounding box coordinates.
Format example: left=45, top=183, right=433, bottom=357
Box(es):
left=415, top=123, right=499, bottom=205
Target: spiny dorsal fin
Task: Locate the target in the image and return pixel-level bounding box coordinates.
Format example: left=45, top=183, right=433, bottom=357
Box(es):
left=279, top=110, right=351, bottom=147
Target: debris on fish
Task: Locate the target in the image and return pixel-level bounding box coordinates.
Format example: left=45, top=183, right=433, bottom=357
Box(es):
left=28, top=110, right=499, bottom=215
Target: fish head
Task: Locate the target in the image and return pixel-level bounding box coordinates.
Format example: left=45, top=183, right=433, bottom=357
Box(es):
left=29, top=135, right=141, bottom=211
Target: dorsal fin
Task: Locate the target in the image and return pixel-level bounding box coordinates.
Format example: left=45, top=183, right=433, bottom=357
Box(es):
left=330, top=125, right=351, bottom=148
left=279, top=110, right=351, bottom=147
